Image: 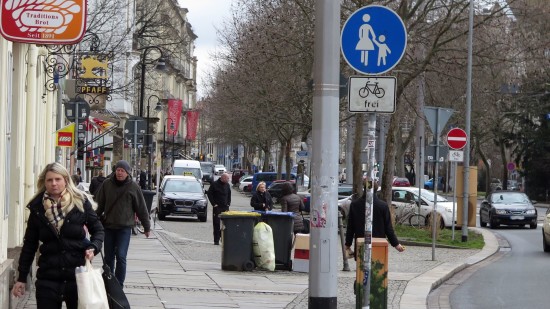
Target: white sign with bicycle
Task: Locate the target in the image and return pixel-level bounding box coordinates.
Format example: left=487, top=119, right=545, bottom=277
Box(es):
left=348, top=76, right=396, bottom=113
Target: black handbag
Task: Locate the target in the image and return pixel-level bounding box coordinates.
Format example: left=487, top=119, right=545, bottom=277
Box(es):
left=301, top=211, right=310, bottom=234
left=100, top=252, right=131, bottom=309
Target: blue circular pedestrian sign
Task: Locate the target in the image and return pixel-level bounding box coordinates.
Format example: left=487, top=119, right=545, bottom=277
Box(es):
left=341, top=5, right=407, bottom=75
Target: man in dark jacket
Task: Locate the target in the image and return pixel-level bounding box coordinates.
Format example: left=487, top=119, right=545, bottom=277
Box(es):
left=345, top=182, right=405, bottom=257
left=207, top=173, right=231, bottom=245
left=89, top=170, right=106, bottom=196
left=96, top=160, right=151, bottom=285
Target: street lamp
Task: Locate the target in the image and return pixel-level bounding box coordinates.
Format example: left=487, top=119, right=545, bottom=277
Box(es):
left=145, top=95, right=162, bottom=189
left=138, top=46, right=165, bottom=118
left=138, top=45, right=165, bottom=189
left=162, top=117, right=175, bottom=173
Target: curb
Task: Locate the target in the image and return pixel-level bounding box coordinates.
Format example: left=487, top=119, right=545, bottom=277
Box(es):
left=399, top=227, right=499, bottom=309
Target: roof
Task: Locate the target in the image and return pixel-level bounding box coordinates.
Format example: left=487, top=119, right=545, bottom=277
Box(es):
left=163, top=175, right=198, bottom=182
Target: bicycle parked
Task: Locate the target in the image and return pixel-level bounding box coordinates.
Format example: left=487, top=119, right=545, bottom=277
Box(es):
left=394, top=201, right=427, bottom=228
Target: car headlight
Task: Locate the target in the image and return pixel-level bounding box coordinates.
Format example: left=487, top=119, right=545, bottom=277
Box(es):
left=161, top=197, right=172, bottom=204
left=526, top=209, right=536, bottom=215
left=495, top=209, right=507, bottom=215
left=196, top=200, right=207, bottom=206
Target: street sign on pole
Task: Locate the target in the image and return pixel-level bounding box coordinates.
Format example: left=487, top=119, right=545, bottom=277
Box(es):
left=446, top=128, right=467, bottom=150
left=341, top=5, right=407, bottom=75
left=348, top=76, right=396, bottom=113
left=449, top=150, right=464, bottom=162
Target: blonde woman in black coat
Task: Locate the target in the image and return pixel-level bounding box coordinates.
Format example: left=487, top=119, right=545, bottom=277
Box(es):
left=12, top=163, right=104, bottom=309
left=250, top=181, right=273, bottom=211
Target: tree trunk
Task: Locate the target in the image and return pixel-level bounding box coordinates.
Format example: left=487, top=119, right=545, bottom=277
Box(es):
left=285, top=139, right=292, bottom=180
left=352, top=114, right=365, bottom=196
left=382, top=115, right=399, bottom=204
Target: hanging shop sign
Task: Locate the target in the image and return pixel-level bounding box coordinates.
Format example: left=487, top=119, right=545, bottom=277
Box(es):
left=55, top=123, right=75, bottom=147
left=0, top=0, right=87, bottom=44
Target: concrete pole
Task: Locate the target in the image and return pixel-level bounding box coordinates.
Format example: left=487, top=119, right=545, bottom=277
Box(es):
left=462, top=0, right=474, bottom=242
left=308, top=1, right=340, bottom=308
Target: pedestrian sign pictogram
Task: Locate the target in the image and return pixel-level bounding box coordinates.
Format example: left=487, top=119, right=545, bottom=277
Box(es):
left=446, top=128, right=467, bottom=150
left=341, top=5, right=407, bottom=75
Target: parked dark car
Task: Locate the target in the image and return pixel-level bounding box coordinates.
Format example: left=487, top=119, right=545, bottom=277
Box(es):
left=267, top=180, right=296, bottom=203
left=157, top=175, right=208, bottom=222
left=479, top=191, right=537, bottom=229
left=200, top=162, right=215, bottom=184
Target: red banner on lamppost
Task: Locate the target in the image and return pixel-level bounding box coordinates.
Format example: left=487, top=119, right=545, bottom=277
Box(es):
left=186, top=110, right=199, bottom=141
left=0, top=0, right=87, bottom=44
left=167, top=99, right=182, bottom=135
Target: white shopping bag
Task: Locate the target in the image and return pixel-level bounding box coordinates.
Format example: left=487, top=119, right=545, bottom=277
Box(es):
left=75, top=259, right=109, bottom=309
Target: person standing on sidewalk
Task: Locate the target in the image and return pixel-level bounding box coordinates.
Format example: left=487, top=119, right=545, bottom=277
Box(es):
left=279, top=182, right=305, bottom=234
left=11, top=162, right=104, bottom=308
left=95, top=160, right=151, bottom=286
left=89, top=169, right=106, bottom=196
left=250, top=181, right=273, bottom=211
left=345, top=181, right=405, bottom=258
left=207, top=172, right=231, bottom=245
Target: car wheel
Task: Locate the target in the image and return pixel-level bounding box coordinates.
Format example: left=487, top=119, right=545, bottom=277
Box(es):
left=198, top=214, right=207, bottom=222
left=543, top=231, right=550, bottom=252
left=490, top=214, right=499, bottom=229
left=530, top=222, right=537, bottom=229
left=158, top=212, right=166, bottom=221
left=424, top=186, right=429, bottom=190
left=479, top=211, right=487, bottom=227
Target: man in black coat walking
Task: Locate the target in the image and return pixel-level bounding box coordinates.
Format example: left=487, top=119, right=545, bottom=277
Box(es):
left=207, top=173, right=231, bottom=245
left=89, top=170, right=106, bottom=196
left=345, top=181, right=405, bottom=258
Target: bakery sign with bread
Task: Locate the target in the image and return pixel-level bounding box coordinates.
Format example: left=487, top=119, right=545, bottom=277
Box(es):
left=0, top=0, right=87, bottom=44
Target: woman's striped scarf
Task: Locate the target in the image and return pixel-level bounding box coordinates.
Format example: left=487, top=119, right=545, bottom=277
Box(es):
left=43, top=190, right=73, bottom=234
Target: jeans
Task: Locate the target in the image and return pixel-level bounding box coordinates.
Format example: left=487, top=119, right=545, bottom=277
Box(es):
left=35, top=279, right=77, bottom=309
left=104, top=227, right=132, bottom=285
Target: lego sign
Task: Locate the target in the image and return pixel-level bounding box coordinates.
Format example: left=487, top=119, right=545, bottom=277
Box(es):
left=0, top=0, right=87, bottom=44
left=55, top=123, right=75, bottom=147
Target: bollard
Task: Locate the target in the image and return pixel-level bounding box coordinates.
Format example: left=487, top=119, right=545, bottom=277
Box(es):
left=338, top=211, right=350, bottom=271
left=293, top=233, right=310, bottom=272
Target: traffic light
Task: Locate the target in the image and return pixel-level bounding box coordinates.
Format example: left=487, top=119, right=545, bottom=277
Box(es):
left=77, top=140, right=84, bottom=160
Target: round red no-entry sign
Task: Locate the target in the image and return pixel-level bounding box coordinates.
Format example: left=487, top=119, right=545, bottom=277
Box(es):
left=446, top=128, right=467, bottom=150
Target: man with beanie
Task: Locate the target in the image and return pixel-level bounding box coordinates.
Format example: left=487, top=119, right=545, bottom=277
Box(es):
left=96, top=160, right=151, bottom=285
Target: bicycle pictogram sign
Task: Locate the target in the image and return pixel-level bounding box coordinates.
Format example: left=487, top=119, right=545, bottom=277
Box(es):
left=358, top=81, right=385, bottom=99
left=348, top=76, right=396, bottom=114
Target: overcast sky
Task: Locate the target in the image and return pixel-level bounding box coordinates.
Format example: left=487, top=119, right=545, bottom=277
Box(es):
left=177, top=0, right=236, bottom=98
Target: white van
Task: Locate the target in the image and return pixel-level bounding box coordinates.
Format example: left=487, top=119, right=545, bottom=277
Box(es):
left=173, top=160, right=203, bottom=185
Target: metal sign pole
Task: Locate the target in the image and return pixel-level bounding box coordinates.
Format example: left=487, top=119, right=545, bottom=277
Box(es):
left=432, top=108, right=440, bottom=261
left=452, top=161, right=457, bottom=240
left=362, top=113, right=376, bottom=308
